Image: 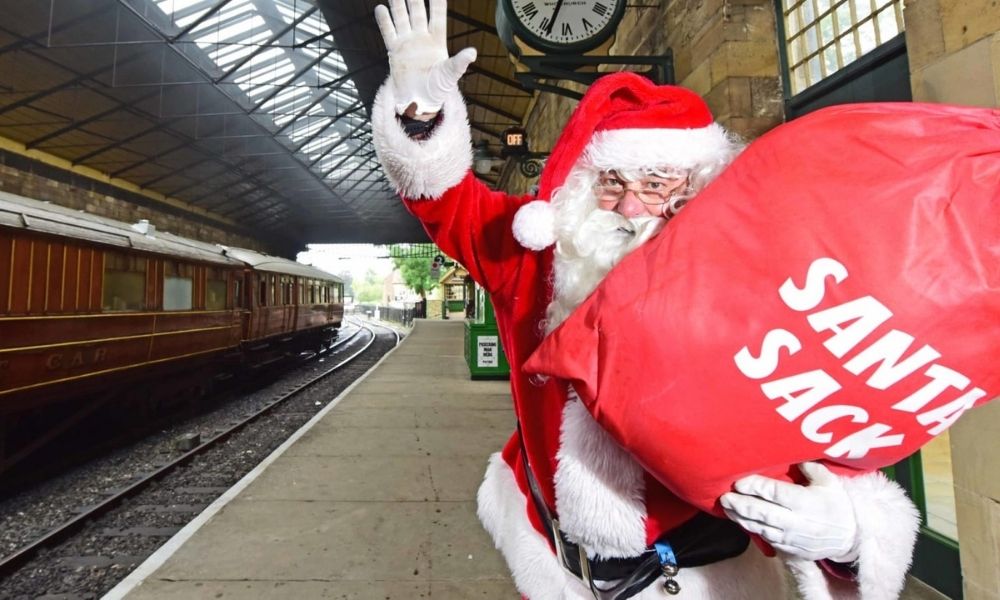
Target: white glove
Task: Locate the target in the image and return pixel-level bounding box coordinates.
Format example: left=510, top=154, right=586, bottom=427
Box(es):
left=720, top=462, right=860, bottom=563
left=374, top=0, right=477, bottom=115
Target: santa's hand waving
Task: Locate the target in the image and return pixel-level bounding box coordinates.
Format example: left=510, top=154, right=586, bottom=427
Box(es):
left=374, top=0, right=476, bottom=117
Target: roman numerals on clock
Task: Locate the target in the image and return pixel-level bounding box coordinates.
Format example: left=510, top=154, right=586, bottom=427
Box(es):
left=504, top=0, right=626, bottom=54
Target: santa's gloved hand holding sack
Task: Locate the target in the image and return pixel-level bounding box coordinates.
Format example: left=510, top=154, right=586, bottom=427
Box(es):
left=723, top=463, right=861, bottom=564
left=369, top=1, right=1000, bottom=598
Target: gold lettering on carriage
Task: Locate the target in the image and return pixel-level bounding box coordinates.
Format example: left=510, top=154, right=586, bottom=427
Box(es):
left=733, top=257, right=988, bottom=460
left=45, top=347, right=108, bottom=371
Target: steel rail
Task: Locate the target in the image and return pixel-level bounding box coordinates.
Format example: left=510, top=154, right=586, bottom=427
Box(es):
left=0, top=320, right=395, bottom=579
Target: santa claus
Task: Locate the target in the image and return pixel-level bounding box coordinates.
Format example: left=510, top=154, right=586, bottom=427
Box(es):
left=371, top=1, right=920, bottom=598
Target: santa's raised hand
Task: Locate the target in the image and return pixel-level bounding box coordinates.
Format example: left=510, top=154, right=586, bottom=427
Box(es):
left=374, top=0, right=477, bottom=116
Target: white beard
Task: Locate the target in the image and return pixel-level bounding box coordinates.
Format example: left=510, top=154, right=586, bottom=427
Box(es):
left=545, top=185, right=666, bottom=559
left=545, top=205, right=665, bottom=334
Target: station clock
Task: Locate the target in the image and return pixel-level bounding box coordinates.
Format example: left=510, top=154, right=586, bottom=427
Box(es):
left=498, top=0, right=627, bottom=55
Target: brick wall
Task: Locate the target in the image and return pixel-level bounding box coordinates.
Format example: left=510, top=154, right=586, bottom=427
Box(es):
left=0, top=150, right=267, bottom=252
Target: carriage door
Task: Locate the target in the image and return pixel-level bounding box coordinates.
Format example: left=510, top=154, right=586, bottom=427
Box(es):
left=774, top=1, right=959, bottom=597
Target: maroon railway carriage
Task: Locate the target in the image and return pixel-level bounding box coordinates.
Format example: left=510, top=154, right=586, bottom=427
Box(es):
left=0, top=190, right=343, bottom=475
left=221, top=246, right=343, bottom=359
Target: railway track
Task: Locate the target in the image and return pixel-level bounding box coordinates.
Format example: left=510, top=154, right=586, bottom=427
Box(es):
left=0, top=318, right=401, bottom=599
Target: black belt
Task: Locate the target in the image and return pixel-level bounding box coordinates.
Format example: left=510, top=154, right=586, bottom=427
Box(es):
left=522, top=455, right=750, bottom=599
left=554, top=511, right=751, bottom=580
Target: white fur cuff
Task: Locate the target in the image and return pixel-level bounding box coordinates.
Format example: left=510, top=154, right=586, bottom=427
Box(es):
left=371, top=79, right=473, bottom=199
left=844, top=471, right=921, bottom=600
left=785, top=471, right=920, bottom=600
left=512, top=200, right=557, bottom=250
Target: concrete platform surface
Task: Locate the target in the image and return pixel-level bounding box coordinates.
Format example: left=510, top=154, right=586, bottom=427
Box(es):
left=106, top=320, right=518, bottom=600
left=102, top=319, right=953, bottom=600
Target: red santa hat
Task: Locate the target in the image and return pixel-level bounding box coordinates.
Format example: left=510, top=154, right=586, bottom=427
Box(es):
left=512, top=72, right=731, bottom=250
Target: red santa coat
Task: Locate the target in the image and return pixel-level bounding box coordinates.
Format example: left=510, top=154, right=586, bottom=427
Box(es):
left=403, top=171, right=702, bottom=537
left=371, top=81, right=920, bottom=600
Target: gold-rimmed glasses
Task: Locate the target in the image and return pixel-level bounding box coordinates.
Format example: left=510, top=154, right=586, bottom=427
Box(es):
left=594, top=171, right=688, bottom=208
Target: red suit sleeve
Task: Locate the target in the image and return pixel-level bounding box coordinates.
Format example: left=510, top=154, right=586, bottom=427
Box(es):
left=402, top=171, right=535, bottom=300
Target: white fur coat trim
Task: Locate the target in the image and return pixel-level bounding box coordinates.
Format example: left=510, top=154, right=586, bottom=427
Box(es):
left=371, top=80, right=472, bottom=199
left=477, top=452, right=788, bottom=599
left=583, top=124, right=731, bottom=173
left=786, top=471, right=920, bottom=600
left=555, top=396, right=648, bottom=558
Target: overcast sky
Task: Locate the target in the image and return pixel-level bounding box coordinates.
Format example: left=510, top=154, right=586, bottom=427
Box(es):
left=297, top=244, right=394, bottom=280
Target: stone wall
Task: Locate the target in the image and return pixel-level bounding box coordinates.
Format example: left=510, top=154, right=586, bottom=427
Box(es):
left=660, top=0, right=784, bottom=137
left=906, top=0, right=1000, bottom=107
left=504, top=0, right=784, bottom=194
left=904, top=2, right=1000, bottom=599
left=0, top=150, right=267, bottom=253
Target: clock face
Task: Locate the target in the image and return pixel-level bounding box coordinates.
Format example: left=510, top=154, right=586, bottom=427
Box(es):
left=505, top=0, right=626, bottom=53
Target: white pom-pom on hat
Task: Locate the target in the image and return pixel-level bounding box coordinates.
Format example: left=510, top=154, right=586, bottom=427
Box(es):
left=512, top=200, right=557, bottom=251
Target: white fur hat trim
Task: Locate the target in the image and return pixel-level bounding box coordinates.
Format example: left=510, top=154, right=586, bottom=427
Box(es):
left=583, top=124, right=731, bottom=172
left=512, top=200, right=557, bottom=251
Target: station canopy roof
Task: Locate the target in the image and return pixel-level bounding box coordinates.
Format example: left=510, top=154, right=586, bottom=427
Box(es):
left=0, top=0, right=534, bottom=251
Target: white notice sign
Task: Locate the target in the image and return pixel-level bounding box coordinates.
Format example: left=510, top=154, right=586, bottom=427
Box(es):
left=477, top=335, right=499, bottom=368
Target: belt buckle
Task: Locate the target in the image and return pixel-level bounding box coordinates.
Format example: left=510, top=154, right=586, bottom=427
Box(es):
left=551, top=518, right=569, bottom=574
left=551, top=519, right=596, bottom=595
left=577, top=549, right=606, bottom=600
left=551, top=519, right=622, bottom=600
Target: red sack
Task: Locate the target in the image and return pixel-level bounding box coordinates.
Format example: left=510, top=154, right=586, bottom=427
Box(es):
left=524, top=102, right=1000, bottom=515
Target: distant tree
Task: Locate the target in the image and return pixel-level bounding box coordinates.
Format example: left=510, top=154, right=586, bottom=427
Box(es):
left=354, top=268, right=383, bottom=303
left=337, top=271, right=355, bottom=299
left=390, top=245, right=440, bottom=299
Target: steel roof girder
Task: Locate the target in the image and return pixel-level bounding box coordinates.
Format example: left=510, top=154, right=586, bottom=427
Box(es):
left=318, top=137, right=368, bottom=178
left=249, top=44, right=339, bottom=112
left=213, top=4, right=319, bottom=83
left=465, top=96, right=523, bottom=123
left=169, top=0, right=237, bottom=42
left=289, top=101, right=363, bottom=152
left=307, top=118, right=367, bottom=169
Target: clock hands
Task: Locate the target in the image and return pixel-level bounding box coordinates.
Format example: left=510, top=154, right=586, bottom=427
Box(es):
left=545, top=0, right=565, bottom=35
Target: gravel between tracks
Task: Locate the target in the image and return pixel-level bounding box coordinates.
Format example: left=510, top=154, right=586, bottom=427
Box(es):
left=0, top=320, right=401, bottom=600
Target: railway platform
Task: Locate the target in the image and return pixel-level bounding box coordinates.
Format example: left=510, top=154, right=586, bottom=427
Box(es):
left=101, top=319, right=947, bottom=600
left=104, top=319, right=519, bottom=599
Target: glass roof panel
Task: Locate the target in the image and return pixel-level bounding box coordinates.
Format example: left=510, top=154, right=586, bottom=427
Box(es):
left=151, top=0, right=376, bottom=191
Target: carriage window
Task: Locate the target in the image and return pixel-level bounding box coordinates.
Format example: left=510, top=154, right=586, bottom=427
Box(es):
left=259, top=277, right=267, bottom=306
left=163, top=261, right=193, bottom=311
left=206, top=268, right=227, bottom=310
left=310, top=281, right=317, bottom=304
left=234, top=277, right=244, bottom=308
left=102, top=252, right=146, bottom=311
left=282, top=276, right=292, bottom=305
left=269, top=275, right=276, bottom=306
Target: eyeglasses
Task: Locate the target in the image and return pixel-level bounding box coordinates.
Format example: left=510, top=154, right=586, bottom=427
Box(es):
left=594, top=172, right=688, bottom=206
